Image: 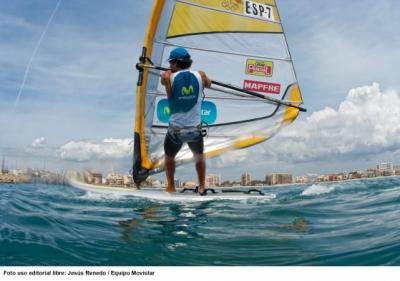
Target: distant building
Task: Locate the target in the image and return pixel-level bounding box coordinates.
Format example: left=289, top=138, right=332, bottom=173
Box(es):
left=317, top=175, right=329, bottom=182
left=241, top=172, right=252, bottom=186
left=1, top=155, right=9, bottom=174
left=174, top=179, right=181, bottom=188
left=123, top=175, right=133, bottom=185
left=377, top=162, right=393, bottom=171
left=328, top=174, right=339, bottom=182
left=377, top=162, right=394, bottom=176
left=182, top=181, right=196, bottom=188
left=364, top=169, right=378, bottom=178
left=106, top=173, right=124, bottom=186
left=84, top=170, right=103, bottom=184
left=293, top=176, right=310, bottom=184
left=394, top=166, right=400, bottom=176
left=1, top=156, right=4, bottom=173
left=145, top=177, right=161, bottom=187
left=266, top=173, right=293, bottom=185
left=206, top=174, right=221, bottom=187
left=348, top=171, right=362, bottom=179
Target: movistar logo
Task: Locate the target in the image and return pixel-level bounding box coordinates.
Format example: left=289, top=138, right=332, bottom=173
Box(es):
left=163, top=106, right=170, bottom=116
left=181, top=85, right=194, bottom=96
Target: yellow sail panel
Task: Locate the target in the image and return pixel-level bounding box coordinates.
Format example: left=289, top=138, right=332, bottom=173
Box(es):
left=190, top=0, right=277, bottom=8
left=187, top=0, right=279, bottom=19
left=168, top=2, right=282, bottom=38
left=281, top=84, right=302, bottom=127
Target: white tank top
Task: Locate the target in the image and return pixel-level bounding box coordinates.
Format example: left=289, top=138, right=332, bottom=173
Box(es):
left=168, top=70, right=203, bottom=128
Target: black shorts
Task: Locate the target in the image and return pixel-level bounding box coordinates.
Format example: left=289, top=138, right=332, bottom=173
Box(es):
left=164, top=131, right=204, bottom=157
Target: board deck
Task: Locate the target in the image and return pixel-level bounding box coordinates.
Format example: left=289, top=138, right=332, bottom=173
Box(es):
left=67, top=171, right=274, bottom=202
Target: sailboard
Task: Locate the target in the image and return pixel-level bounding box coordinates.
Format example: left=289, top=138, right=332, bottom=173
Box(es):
left=132, top=0, right=304, bottom=185
left=66, top=171, right=273, bottom=202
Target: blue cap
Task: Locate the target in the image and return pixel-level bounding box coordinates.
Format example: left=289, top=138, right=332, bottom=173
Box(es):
left=168, top=47, right=191, bottom=61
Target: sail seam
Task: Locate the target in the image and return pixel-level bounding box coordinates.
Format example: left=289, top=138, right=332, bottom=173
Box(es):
left=166, top=30, right=283, bottom=39
left=154, top=40, right=292, bottom=62
left=147, top=90, right=276, bottom=102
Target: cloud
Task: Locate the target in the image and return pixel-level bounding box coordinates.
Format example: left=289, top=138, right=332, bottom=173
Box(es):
left=263, top=83, right=400, bottom=163
left=283, top=1, right=400, bottom=111
left=25, top=137, right=46, bottom=153
left=0, top=13, right=40, bottom=31
left=57, top=138, right=132, bottom=162
left=212, top=148, right=250, bottom=168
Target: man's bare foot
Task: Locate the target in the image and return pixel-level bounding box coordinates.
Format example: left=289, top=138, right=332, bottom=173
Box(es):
left=198, top=186, right=206, bottom=196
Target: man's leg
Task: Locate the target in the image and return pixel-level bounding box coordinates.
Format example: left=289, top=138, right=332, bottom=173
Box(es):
left=165, top=154, right=176, bottom=193
left=188, top=136, right=205, bottom=194
left=164, top=133, right=182, bottom=193
left=194, top=153, right=206, bottom=193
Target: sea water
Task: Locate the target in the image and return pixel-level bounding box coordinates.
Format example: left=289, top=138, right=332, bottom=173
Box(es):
left=1, top=177, right=400, bottom=265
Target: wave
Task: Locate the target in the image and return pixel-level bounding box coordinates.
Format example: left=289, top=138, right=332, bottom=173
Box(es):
left=78, top=191, right=132, bottom=201
left=301, top=184, right=336, bottom=196
left=301, top=177, right=400, bottom=197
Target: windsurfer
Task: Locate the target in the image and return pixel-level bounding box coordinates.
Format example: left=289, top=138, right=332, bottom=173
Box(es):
left=161, top=48, right=211, bottom=195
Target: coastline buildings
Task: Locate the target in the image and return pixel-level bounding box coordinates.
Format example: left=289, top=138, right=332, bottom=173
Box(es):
left=82, top=170, right=134, bottom=187
left=2, top=159, right=400, bottom=187
left=241, top=172, right=252, bottom=186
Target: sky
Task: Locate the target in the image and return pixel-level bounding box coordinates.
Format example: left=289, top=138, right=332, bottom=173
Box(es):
left=1, top=0, right=400, bottom=182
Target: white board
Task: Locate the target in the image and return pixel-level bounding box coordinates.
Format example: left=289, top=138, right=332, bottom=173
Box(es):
left=66, top=171, right=275, bottom=202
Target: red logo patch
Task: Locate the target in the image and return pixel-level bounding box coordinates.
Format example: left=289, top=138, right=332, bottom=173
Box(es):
left=243, top=80, right=281, bottom=95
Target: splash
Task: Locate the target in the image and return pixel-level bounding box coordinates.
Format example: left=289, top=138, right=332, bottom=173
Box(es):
left=301, top=184, right=336, bottom=196
left=14, top=0, right=63, bottom=109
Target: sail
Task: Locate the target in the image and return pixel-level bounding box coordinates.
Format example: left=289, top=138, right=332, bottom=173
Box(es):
left=132, top=0, right=304, bottom=184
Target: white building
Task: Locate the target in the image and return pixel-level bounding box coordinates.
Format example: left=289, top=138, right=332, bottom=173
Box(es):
left=241, top=172, right=252, bottom=186
left=206, top=174, right=221, bottom=187
left=377, top=162, right=394, bottom=176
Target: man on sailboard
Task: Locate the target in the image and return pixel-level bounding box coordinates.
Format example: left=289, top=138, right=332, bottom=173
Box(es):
left=161, top=48, right=212, bottom=195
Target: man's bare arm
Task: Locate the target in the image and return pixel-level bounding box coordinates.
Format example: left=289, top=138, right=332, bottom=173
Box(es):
left=161, top=70, right=172, bottom=98
left=199, top=71, right=212, bottom=89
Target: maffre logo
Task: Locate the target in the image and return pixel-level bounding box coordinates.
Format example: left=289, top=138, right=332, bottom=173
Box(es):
left=157, top=99, right=217, bottom=124
left=246, top=59, right=273, bottom=77
left=243, top=80, right=281, bottom=95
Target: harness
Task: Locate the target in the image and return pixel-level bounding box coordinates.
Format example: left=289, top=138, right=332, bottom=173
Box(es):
left=167, top=124, right=207, bottom=144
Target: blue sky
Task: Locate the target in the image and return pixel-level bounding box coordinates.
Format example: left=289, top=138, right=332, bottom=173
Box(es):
left=1, top=0, right=400, bottom=181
